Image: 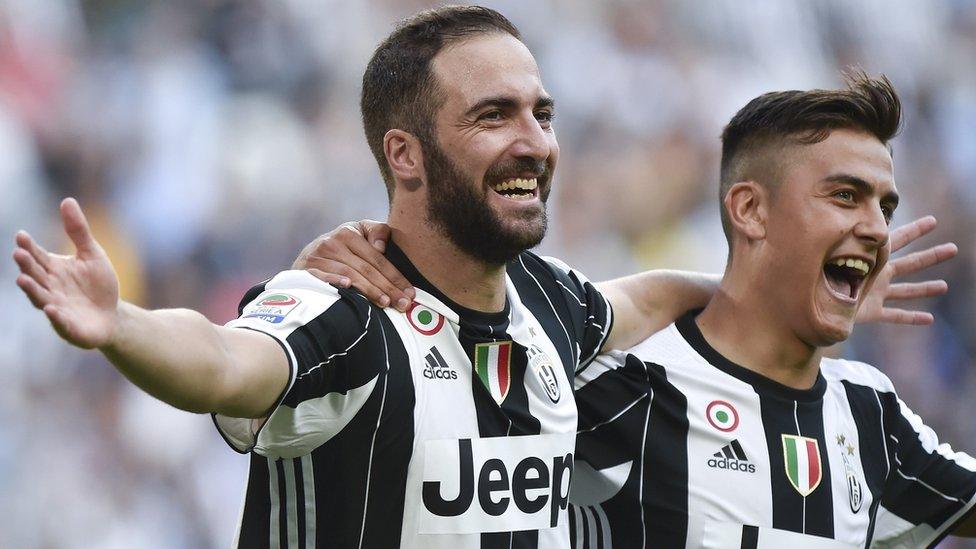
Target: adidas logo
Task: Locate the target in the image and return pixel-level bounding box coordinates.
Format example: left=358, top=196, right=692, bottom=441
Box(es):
left=707, top=440, right=756, bottom=473
left=424, top=347, right=458, bottom=380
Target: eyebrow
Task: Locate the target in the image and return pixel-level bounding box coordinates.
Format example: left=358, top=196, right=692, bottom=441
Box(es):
left=464, top=94, right=555, bottom=118
left=824, top=173, right=900, bottom=208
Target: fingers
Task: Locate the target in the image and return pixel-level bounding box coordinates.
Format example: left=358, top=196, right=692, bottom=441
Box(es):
left=305, top=257, right=403, bottom=310
left=360, top=220, right=392, bottom=253
left=60, top=197, right=99, bottom=258
left=888, top=243, right=958, bottom=277
left=885, top=280, right=949, bottom=301
left=306, top=268, right=351, bottom=289
left=12, top=247, right=51, bottom=290
left=888, top=215, right=937, bottom=253
left=16, top=273, right=53, bottom=309
left=878, top=308, right=934, bottom=326
left=15, top=230, right=54, bottom=272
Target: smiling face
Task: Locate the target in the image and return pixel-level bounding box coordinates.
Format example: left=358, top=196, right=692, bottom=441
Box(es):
left=421, top=32, right=558, bottom=264
left=756, top=128, right=899, bottom=346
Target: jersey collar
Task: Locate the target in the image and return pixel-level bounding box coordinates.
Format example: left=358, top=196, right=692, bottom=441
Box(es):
left=386, top=240, right=511, bottom=326
left=676, top=309, right=827, bottom=402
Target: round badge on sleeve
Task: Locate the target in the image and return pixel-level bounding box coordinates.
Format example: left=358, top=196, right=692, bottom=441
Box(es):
left=407, top=302, right=445, bottom=336
left=706, top=400, right=739, bottom=432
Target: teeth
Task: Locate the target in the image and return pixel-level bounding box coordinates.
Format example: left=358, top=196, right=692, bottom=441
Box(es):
left=832, top=258, right=870, bottom=275
left=492, top=178, right=538, bottom=192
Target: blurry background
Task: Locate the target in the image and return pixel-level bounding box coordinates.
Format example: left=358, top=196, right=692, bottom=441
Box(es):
left=2, top=0, right=974, bottom=547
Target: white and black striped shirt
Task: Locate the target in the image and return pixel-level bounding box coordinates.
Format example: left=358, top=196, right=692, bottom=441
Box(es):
left=213, top=242, right=612, bottom=548
left=570, top=311, right=976, bottom=548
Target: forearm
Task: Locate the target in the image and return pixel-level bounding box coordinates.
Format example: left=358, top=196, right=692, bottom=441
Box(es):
left=598, top=270, right=720, bottom=351
left=101, top=302, right=247, bottom=414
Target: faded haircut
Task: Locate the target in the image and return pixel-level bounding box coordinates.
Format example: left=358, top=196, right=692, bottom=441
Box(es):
left=361, top=5, right=521, bottom=200
left=718, top=71, right=902, bottom=243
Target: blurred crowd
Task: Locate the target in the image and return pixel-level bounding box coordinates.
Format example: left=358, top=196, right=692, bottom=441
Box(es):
left=2, top=0, right=974, bottom=547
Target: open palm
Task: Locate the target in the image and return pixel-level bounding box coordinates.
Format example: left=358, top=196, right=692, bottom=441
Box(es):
left=856, top=216, right=957, bottom=325
left=13, top=198, right=120, bottom=349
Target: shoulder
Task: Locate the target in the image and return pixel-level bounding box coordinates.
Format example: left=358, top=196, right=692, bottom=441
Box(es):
left=234, top=270, right=377, bottom=336
left=820, top=357, right=896, bottom=394
left=625, top=323, right=692, bottom=366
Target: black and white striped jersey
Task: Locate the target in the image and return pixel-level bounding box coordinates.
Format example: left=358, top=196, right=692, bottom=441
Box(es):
left=213, top=242, right=612, bottom=549
left=569, top=311, right=976, bottom=548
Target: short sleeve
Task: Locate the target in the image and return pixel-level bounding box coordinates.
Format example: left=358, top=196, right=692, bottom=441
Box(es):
left=539, top=256, right=614, bottom=372
left=872, top=394, right=976, bottom=547
left=213, top=270, right=388, bottom=457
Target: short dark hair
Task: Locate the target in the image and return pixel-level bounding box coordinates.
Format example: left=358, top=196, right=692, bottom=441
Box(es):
left=718, top=71, right=902, bottom=241
left=361, top=5, right=521, bottom=199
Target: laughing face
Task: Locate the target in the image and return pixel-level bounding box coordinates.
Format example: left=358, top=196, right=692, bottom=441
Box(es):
left=761, top=128, right=899, bottom=346
left=422, top=32, right=558, bottom=264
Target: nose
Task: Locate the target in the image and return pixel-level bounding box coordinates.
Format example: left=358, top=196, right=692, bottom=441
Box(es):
left=510, top=112, right=552, bottom=163
left=854, top=203, right=889, bottom=248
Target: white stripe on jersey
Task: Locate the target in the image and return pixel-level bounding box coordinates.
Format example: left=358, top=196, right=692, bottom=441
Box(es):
left=269, top=458, right=281, bottom=549
left=301, top=455, right=316, bottom=549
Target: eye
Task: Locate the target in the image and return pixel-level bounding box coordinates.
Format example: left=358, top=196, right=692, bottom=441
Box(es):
left=881, top=204, right=895, bottom=224
left=479, top=110, right=503, bottom=122
left=535, top=110, right=554, bottom=127
left=834, top=189, right=855, bottom=202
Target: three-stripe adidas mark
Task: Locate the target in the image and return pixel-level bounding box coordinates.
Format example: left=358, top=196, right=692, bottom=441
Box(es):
left=707, top=439, right=756, bottom=473
left=423, top=347, right=458, bottom=380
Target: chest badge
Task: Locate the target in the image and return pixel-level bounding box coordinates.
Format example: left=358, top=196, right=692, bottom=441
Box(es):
left=528, top=344, right=560, bottom=403
left=407, top=302, right=445, bottom=336
left=706, top=400, right=739, bottom=432
left=782, top=434, right=823, bottom=497
left=474, top=341, right=512, bottom=405
left=836, top=434, right=863, bottom=512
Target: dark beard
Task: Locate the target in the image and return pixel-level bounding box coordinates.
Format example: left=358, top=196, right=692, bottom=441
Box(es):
left=423, top=139, right=549, bottom=265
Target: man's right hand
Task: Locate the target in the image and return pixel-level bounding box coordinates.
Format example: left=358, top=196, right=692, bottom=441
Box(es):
left=293, top=220, right=415, bottom=312
left=13, top=198, right=121, bottom=350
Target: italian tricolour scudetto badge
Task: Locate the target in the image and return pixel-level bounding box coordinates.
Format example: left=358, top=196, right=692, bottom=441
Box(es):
left=474, top=341, right=512, bottom=405
left=782, top=434, right=823, bottom=496
left=407, top=302, right=444, bottom=336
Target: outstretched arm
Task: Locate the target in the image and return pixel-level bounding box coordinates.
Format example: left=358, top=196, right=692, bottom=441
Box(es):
left=13, top=198, right=288, bottom=418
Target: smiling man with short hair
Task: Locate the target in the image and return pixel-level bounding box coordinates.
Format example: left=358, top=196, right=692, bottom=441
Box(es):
left=569, top=73, right=976, bottom=548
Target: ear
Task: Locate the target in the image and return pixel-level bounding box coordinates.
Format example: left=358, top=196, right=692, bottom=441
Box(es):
left=724, top=180, right=768, bottom=241
left=384, top=129, right=425, bottom=191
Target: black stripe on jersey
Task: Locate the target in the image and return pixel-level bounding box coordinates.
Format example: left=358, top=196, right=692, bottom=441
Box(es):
left=740, top=525, right=759, bottom=549
left=842, top=382, right=891, bottom=546
left=283, top=288, right=382, bottom=405
left=294, top=457, right=306, bottom=549
left=239, top=455, right=271, bottom=549
left=643, top=360, right=690, bottom=548
left=757, top=396, right=834, bottom=537
left=879, top=390, right=976, bottom=534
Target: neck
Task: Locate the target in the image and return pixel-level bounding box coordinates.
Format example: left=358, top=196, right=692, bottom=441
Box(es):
left=388, top=210, right=508, bottom=313
left=695, top=268, right=821, bottom=390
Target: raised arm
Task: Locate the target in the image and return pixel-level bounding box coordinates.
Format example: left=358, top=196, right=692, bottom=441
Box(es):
left=13, top=198, right=288, bottom=418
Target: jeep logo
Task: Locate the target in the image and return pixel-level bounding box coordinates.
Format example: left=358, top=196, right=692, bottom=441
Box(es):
left=419, top=434, right=575, bottom=534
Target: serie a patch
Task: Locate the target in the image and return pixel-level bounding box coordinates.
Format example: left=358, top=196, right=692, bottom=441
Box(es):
left=242, top=293, right=301, bottom=324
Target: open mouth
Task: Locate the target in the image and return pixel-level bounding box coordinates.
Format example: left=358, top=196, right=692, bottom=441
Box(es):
left=490, top=177, right=538, bottom=201
left=822, top=257, right=872, bottom=302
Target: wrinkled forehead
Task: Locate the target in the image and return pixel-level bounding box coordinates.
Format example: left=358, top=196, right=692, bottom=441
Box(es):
left=430, top=33, right=547, bottom=113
